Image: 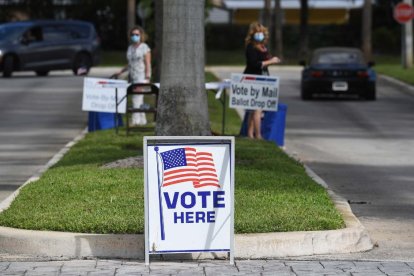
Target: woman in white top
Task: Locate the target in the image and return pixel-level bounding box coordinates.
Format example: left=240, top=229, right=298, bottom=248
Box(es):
left=114, top=26, right=151, bottom=126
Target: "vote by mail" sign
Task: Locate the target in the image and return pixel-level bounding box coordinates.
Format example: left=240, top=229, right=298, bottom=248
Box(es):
left=144, top=137, right=235, bottom=265
left=230, top=73, right=279, bottom=112
left=82, top=77, right=128, bottom=113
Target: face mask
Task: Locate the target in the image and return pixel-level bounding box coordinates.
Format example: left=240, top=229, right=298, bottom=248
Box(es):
left=253, top=32, right=265, bottom=42
left=131, top=34, right=140, bottom=43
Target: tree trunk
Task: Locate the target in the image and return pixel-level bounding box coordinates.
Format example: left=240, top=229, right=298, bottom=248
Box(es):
left=155, top=0, right=211, bottom=136
left=299, top=0, right=309, bottom=60
left=127, top=0, right=135, bottom=33
left=362, top=0, right=372, bottom=61
left=274, top=0, right=283, bottom=59
left=154, top=0, right=163, bottom=82
left=264, top=0, right=272, bottom=49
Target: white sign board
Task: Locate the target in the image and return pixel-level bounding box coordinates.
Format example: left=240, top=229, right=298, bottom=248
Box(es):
left=82, top=77, right=128, bottom=113
left=230, top=73, right=279, bottom=111
left=144, top=136, right=235, bottom=264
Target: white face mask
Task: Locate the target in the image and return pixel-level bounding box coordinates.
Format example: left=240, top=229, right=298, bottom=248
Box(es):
left=131, top=34, right=140, bottom=43
left=253, top=32, right=265, bottom=42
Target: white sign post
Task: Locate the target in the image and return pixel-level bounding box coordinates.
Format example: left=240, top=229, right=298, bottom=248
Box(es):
left=394, top=1, right=414, bottom=68
left=144, top=136, right=235, bottom=265
left=82, top=77, right=128, bottom=113
left=229, top=73, right=279, bottom=112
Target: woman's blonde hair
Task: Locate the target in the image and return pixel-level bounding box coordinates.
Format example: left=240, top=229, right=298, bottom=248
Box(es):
left=129, top=25, right=147, bottom=42
left=244, top=22, right=269, bottom=46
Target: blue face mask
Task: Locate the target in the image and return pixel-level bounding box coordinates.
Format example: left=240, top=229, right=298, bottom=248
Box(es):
left=131, top=34, right=140, bottom=43
left=253, top=32, right=265, bottom=42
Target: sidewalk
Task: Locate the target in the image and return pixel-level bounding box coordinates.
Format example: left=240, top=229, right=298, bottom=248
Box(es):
left=1, top=258, right=414, bottom=275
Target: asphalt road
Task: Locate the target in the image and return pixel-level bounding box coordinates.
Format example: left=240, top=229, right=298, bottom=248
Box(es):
left=210, top=66, right=414, bottom=262
left=0, top=69, right=113, bottom=203
left=2, top=67, right=414, bottom=264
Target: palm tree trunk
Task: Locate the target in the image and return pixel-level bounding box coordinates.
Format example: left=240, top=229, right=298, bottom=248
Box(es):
left=274, top=0, right=283, bottom=59
left=299, top=0, right=309, bottom=60
left=127, top=0, right=135, bottom=33
left=264, top=0, right=272, bottom=49
left=154, top=0, right=163, bottom=82
left=155, top=0, right=211, bottom=136
left=362, top=0, right=372, bottom=61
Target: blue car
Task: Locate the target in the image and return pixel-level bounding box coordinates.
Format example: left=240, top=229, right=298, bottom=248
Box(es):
left=300, top=47, right=376, bottom=100
left=0, top=20, right=100, bottom=77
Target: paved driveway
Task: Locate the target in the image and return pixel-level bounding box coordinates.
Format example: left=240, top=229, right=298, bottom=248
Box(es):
left=0, top=68, right=117, bottom=203
left=209, top=66, right=414, bottom=261
left=2, top=66, right=414, bottom=262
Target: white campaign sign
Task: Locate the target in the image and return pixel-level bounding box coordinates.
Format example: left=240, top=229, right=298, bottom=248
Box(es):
left=144, top=137, right=234, bottom=264
left=82, top=77, right=128, bottom=113
left=229, top=73, right=279, bottom=111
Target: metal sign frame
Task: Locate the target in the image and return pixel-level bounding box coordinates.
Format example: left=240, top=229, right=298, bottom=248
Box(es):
left=144, top=136, right=235, bottom=265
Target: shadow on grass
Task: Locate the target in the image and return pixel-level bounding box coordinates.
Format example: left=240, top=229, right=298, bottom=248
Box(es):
left=51, top=128, right=149, bottom=169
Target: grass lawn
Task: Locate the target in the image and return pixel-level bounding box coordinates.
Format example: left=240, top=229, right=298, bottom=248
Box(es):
left=374, top=55, right=414, bottom=86
left=205, top=50, right=414, bottom=86
left=206, top=49, right=245, bottom=66
left=375, top=64, right=414, bottom=85
left=100, top=50, right=248, bottom=67
left=0, top=74, right=344, bottom=234
left=101, top=50, right=414, bottom=86
left=100, top=51, right=126, bottom=67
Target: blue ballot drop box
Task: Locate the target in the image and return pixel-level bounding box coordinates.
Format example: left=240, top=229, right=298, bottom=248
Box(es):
left=240, top=103, right=287, bottom=146
left=88, top=112, right=123, bottom=132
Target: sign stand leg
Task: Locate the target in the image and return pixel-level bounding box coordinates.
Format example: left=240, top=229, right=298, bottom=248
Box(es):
left=144, top=138, right=150, bottom=266
left=92, top=112, right=97, bottom=132
left=230, top=139, right=235, bottom=265
left=402, top=19, right=413, bottom=68
left=115, top=88, right=119, bottom=134
left=221, top=88, right=226, bottom=135
left=145, top=253, right=149, bottom=266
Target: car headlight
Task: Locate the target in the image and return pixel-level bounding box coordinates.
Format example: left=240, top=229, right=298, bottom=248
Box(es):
left=0, top=50, right=3, bottom=61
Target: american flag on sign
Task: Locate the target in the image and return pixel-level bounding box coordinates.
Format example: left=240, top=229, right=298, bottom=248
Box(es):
left=159, top=147, right=220, bottom=188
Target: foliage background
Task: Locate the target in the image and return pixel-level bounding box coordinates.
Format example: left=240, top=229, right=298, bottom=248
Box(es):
left=0, top=0, right=404, bottom=56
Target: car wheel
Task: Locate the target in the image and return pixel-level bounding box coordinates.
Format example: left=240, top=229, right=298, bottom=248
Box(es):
left=72, top=53, right=92, bottom=76
left=365, top=85, right=376, bottom=101
left=35, top=70, right=49, bottom=76
left=3, top=55, right=14, bottom=78
left=301, top=87, right=312, bottom=100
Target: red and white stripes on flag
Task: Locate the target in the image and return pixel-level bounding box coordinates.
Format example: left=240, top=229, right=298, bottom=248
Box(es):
left=160, top=147, right=220, bottom=188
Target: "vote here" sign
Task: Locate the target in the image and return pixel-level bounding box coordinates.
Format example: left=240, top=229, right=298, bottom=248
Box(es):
left=144, top=137, right=235, bottom=265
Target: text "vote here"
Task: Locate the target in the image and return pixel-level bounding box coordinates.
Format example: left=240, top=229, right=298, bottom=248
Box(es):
left=163, top=191, right=226, bottom=224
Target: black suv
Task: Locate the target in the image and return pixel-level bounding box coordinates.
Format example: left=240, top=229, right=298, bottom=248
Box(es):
left=0, top=20, right=100, bottom=77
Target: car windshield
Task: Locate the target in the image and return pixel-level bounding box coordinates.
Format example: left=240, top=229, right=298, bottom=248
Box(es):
left=313, top=51, right=364, bottom=65
left=0, top=25, right=26, bottom=41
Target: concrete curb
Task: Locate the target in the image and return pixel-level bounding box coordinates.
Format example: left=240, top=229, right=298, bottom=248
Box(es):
left=379, top=74, right=414, bottom=95
left=0, top=188, right=372, bottom=260
left=0, top=71, right=374, bottom=259
left=0, top=162, right=373, bottom=260
left=234, top=149, right=373, bottom=259
left=0, top=135, right=373, bottom=261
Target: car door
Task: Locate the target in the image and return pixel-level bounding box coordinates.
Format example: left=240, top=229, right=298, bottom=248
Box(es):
left=17, top=26, right=51, bottom=70
left=40, top=24, right=74, bottom=69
